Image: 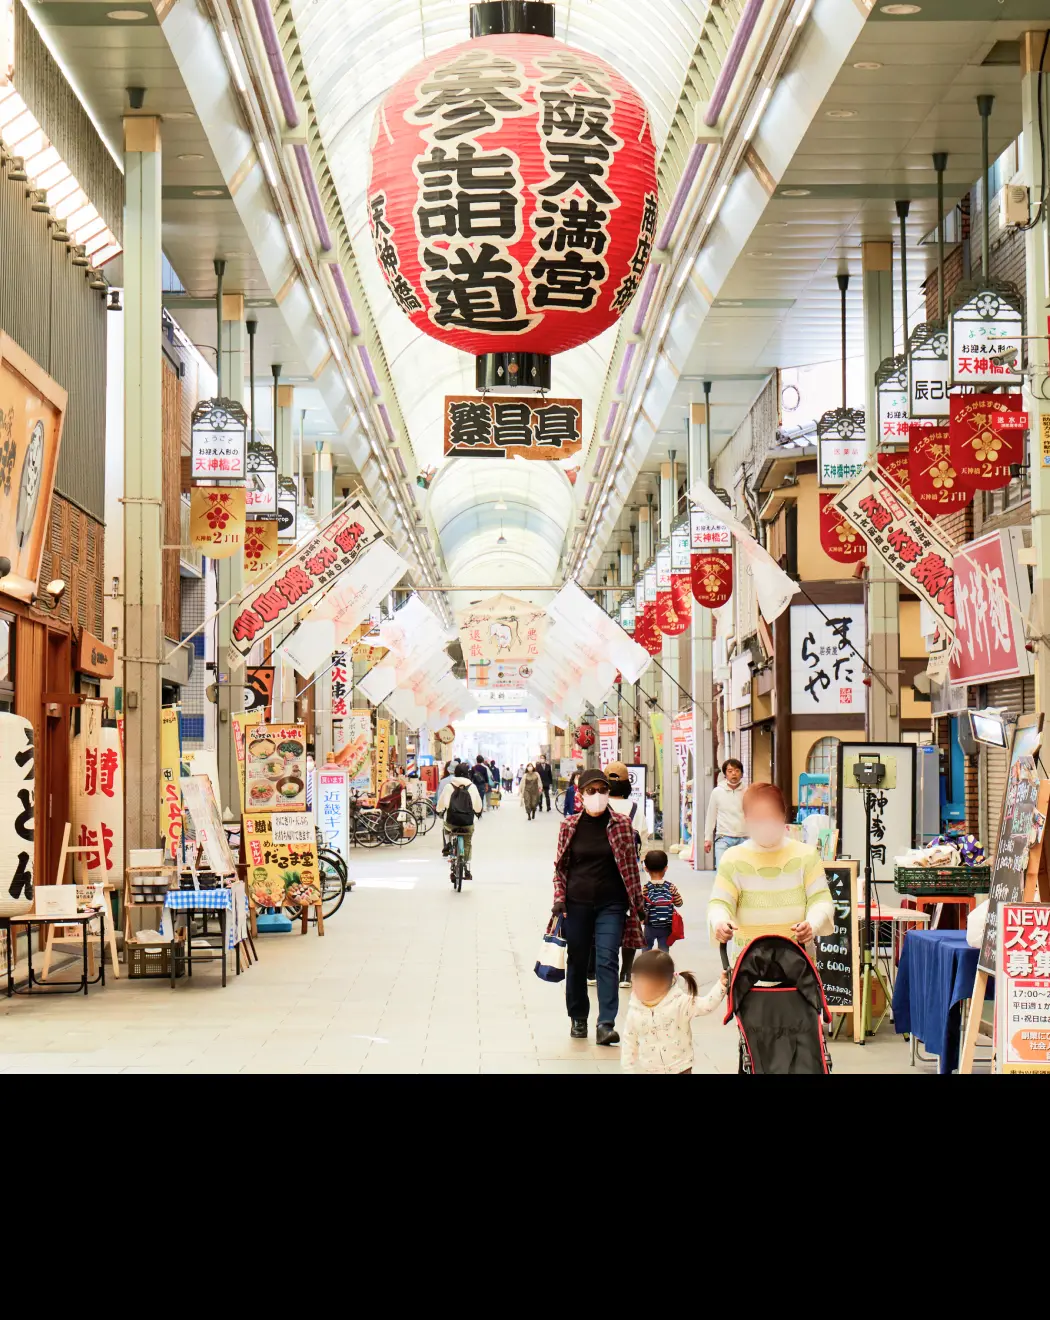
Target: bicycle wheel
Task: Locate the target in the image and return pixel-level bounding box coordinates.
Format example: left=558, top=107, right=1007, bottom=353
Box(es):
left=384, top=808, right=419, bottom=846
left=555, top=791, right=566, bottom=813
left=352, top=812, right=383, bottom=849
left=409, top=798, right=438, bottom=834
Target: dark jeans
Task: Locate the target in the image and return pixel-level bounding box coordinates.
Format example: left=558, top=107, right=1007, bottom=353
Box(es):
left=541, top=784, right=551, bottom=810
left=643, top=922, right=671, bottom=952
left=565, top=901, right=626, bottom=1025
left=588, top=943, right=634, bottom=981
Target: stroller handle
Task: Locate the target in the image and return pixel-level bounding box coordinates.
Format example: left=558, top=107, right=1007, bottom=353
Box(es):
left=719, top=942, right=731, bottom=973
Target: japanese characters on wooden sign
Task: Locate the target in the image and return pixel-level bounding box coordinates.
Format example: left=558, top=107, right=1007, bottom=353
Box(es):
left=831, top=464, right=956, bottom=642
left=443, top=395, right=583, bottom=459
left=228, top=497, right=385, bottom=669
left=949, top=528, right=1032, bottom=685
left=190, top=397, right=247, bottom=482
left=789, top=604, right=865, bottom=715
left=949, top=393, right=1025, bottom=491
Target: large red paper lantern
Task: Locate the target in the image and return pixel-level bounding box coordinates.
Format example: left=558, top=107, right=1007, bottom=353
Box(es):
left=575, top=723, right=595, bottom=749
left=367, top=22, right=658, bottom=388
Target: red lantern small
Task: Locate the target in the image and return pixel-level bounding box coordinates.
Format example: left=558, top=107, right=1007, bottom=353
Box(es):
left=575, top=723, right=595, bottom=749
left=691, top=552, right=732, bottom=608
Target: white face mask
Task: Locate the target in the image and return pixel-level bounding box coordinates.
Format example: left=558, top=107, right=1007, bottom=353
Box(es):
left=583, top=792, right=609, bottom=815
left=749, top=819, right=785, bottom=849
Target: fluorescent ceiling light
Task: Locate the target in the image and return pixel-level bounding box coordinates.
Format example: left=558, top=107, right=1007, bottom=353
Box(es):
left=743, top=87, right=772, bottom=141
left=704, top=182, right=729, bottom=228
left=795, top=0, right=815, bottom=24
left=219, top=29, right=247, bottom=94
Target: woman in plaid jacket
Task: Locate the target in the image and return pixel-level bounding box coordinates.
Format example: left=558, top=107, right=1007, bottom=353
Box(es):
left=552, top=768, right=645, bottom=1046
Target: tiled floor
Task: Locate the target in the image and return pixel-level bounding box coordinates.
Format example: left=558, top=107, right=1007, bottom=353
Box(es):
left=0, top=798, right=929, bottom=1073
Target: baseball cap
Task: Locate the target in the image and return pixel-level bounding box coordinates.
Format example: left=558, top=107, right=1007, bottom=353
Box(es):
left=578, top=768, right=610, bottom=792
left=603, top=760, right=630, bottom=782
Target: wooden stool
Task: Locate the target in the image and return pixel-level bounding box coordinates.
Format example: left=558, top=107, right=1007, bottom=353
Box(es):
left=299, top=901, right=324, bottom=937
left=913, top=895, right=976, bottom=931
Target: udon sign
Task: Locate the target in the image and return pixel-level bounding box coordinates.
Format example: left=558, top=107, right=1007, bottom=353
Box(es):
left=368, top=29, right=657, bottom=379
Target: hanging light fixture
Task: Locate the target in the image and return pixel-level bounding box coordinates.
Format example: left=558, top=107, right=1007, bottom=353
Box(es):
left=496, top=518, right=507, bottom=546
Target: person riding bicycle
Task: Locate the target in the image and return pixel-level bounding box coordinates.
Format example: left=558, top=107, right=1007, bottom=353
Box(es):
left=437, top=761, right=483, bottom=881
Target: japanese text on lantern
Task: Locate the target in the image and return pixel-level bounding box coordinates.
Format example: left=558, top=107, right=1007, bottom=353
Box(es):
left=529, top=50, right=624, bottom=313
left=410, top=47, right=534, bottom=333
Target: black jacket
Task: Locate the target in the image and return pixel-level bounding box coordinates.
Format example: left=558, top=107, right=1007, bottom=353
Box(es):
left=538, top=762, right=553, bottom=788
left=470, top=765, right=490, bottom=795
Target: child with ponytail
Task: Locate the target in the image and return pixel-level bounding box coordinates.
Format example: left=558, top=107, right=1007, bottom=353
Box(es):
left=621, top=950, right=726, bottom=1074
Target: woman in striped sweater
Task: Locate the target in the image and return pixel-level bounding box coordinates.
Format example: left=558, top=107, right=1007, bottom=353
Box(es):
left=707, top=782, right=833, bottom=950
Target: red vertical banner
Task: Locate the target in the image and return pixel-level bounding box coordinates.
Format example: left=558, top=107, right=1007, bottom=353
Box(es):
left=691, top=552, right=733, bottom=608
left=908, top=424, right=973, bottom=512
left=670, top=572, right=693, bottom=625
left=656, top=589, right=689, bottom=636
left=949, top=394, right=1024, bottom=490
left=819, top=493, right=867, bottom=564
left=877, top=450, right=910, bottom=493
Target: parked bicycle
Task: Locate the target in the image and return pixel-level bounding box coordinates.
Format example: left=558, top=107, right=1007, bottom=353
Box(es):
left=408, top=796, right=438, bottom=834
left=348, top=789, right=418, bottom=846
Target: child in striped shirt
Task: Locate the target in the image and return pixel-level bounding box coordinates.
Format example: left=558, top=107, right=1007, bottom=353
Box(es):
left=641, top=849, right=683, bottom=951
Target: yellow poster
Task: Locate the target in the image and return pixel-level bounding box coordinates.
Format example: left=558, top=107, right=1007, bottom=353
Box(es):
left=243, top=811, right=320, bottom=909
left=189, top=487, right=246, bottom=560
left=243, top=519, right=279, bottom=579
left=0, top=332, right=65, bottom=586
left=649, top=711, right=665, bottom=809
left=160, top=706, right=183, bottom=859
left=376, top=717, right=391, bottom=790
left=231, top=710, right=262, bottom=812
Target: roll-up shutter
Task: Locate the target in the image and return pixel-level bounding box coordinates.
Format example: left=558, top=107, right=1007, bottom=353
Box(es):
left=983, top=677, right=1036, bottom=849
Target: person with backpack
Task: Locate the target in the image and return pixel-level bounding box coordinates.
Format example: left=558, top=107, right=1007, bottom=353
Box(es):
left=437, top=761, right=483, bottom=881
left=470, top=754, right=492, bottom=810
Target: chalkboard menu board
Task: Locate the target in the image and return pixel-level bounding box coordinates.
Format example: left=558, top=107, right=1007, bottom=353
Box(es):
left=814, top=861, right=860, bottom=1015
left=979, top=755, right=1040, bottom=975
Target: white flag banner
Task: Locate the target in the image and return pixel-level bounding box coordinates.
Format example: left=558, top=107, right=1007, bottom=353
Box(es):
left=688, top=481, right=797, bottom=623
left=545, top=581, right=651, bottom=684
left=356, top=596, right=451, bottom=705
left=278, top=541, right=409, bottom=677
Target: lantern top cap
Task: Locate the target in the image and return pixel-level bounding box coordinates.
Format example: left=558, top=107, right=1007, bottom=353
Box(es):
left=470, top=1, right=556, bottom=38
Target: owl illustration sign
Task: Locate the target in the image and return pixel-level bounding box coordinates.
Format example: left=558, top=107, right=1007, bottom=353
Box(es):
left=0, top=334, right=65, bottom=585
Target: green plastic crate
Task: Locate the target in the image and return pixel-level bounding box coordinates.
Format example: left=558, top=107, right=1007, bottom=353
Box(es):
left=893, top=865, right=990, bottom=897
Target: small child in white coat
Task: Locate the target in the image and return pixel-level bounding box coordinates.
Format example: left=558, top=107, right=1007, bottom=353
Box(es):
left=621, top=949, right=726, bottom=1074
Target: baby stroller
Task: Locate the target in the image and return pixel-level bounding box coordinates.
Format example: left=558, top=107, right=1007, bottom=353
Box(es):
left=720, top=936, right=832, bottom=1074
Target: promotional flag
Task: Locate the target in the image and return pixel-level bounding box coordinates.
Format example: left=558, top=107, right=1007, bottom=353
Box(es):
left=877, top=450, right=910, bottom=493
left=670, top=573, right=693, bottom=623
left=688, top=482, right=795, bottom=621
left=949, top=394, right=1025, bottom=491
left=70, top=700, right=122, bottom=883
left=598, top=716, right=619, bottom=765
left=159, top=706, right=183, bottom=860
left=691, top=552, right=733, bottom=607
left=818, top=494, right=867, bottom=564
left=908, top=425, right=973, bottom=514
left=456, top=593, right=547, bottom=667
left=655, top=588, right=689, bottom=636
left=0, top=713, right=34, bottom=914
left=189, top=487, right=245, bottom=560
left=243, top=520, right=279, bottom=579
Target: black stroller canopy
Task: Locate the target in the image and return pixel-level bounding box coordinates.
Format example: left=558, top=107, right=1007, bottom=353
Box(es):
left=725, top=935, right=832, bottom=1075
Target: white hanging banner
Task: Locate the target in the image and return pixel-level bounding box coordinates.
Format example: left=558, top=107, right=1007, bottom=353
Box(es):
left=70, top=701, right=123, bottom=884
left=0, top=713, right=34, bottom=916
left=598, top=715, right=618, bottom=765
left=688, top=481, right=797, bottom=622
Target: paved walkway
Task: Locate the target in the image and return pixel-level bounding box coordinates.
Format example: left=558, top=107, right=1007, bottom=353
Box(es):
left=0, top=796, right=927, bottom=1072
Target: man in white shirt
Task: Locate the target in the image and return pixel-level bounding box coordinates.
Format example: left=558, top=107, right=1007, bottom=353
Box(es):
left=704, top=759, right=747, bottom=867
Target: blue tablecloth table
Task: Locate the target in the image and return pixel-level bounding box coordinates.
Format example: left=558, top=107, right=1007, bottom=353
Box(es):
left=892, top=929, right=990, bottom=1073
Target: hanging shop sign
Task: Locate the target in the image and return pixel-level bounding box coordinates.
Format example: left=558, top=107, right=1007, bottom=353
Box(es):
left=655, top=584, right=689, bottom=635
left=244, top=812, right=320, bottom=909
left=818, top=492, right=867, bottom=563
left=670, top=574, right=692, bottom=624
left=244, top=520, right=279, bottom=579
left=949, top=394, right=1025, bottom=491
left=816, top=406, right=866, bottom=488
left=244, top=724, right=307, bottom=812
left=0, top=332, right=65, bottom=587
left=245, top=438, right=278, bottom=519
left=634, top=578, right=645, bottom=615
left=160, top=706, right=183, bottom=861
left=0, top=713, right=34, bottom=916
left=831, top=465, right=956, bottom=642
left=877, top=450, right=911, bottom=494
left=189, top=487, right=246, bottom=560
left=996, top=903, right=1050, bottom=1074
left=456, top=593, right=547, bottom=667
left=76, top=629, right=115, bottom=680
left=444, top=395, right=583, bottom=459
left=575, top=723, right=596, bottom=751
left=906, top=323, right=967, bottom=419
left=837, top=743, right=916, bottom=885
left=908, top=424, right=972, bottom=513
left=277, top=475, right=298, bottom=543
left=335, top=709, right=373, bottom=791
left=190, top=397, right=247, bottom=481
left=620, top=598, right=635, bottom=634
left=875, top=356, right=911, bottom=445
left=729, top=650, right=752, bottom=710
left=367, top=32, right=658, bottom=361
left=948, top=280, right=1024, bottom=387
left=71, top=701, right=122, bottom=883
left=655, top=545, right=672, bottom=591
left=691, top=551, right=732, bottom=608
left=597, top=715, right=618, bottom=766
left=644, top=565, right=657, bottom=604
left=435, top=724, right=455, bottom=746
left=245, top=665, right=275, bottom=716
left=229, top=496, right=385, bottom=669
left=375, top=717, right=391, bottom=790
left=671, top=522, right=690, bottom=572
left=949, top=527, right=1033, bottom=686
left=331, top=649, right=349, bottom=726
left=689, top=507, right=731, bottom=549
left=789, top=603, right=865, bottom=715
left=316, top=764, right=350, bottom=861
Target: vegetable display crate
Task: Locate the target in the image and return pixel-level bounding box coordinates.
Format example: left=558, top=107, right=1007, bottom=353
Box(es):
left=893, top=866, right=990, bottom=897
left=126, top=940, right=185, bottom=980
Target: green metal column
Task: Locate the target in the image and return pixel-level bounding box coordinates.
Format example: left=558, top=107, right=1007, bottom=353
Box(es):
left=123, top=114, right=163, bottom=851
left=216, top=304, right=246, bottom=814
left=862, top=240, right=900, bottom=742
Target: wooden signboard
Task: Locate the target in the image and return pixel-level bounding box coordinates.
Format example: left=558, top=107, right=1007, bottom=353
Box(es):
left=961, top=713, right=1048, bottom=1073
left=814, top=860, right=861, bottom=1039
left=443, top=395, right=583, bottom=460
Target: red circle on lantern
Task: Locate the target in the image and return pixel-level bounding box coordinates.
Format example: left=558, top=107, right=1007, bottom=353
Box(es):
left=368, top=34, right=658, bottom=358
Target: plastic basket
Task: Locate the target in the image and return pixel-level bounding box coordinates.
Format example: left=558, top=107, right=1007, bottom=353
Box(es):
left=893, top=865, right=990, bottom=897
